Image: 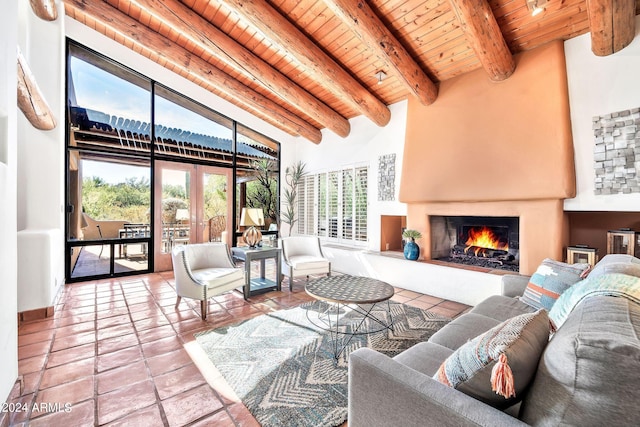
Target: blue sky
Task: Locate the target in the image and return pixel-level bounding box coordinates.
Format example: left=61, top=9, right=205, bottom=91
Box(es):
left=72, top=54, right=265, bottom=183
left=70, top=56, right=232, bottom=139
left=82, top=160, right=149, bottom=185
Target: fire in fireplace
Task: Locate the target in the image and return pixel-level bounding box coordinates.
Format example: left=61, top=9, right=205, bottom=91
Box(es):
left=430, top=216, right=519, bottom=272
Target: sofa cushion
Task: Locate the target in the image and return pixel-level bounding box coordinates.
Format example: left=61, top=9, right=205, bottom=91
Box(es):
left=521, top=296, right=640, bottom=426
left=394, top=342, right=454, bottom=376
left=192, top=267, right=244, bottom=289
left=429, top=313, right=501, bottom=351
left=288, top=255, right=329, bottom=271
left=520, top=258, right=590, bottom=311
left=434, top=309, right=550, bottom=409
left=470, top=295, right=536, bottom=322
left=587, top=253, right=640, bottom=279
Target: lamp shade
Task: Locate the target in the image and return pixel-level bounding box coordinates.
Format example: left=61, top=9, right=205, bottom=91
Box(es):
left=175, top=209, right=190, bottom=221
left=239, top=208, right=265, bottom=227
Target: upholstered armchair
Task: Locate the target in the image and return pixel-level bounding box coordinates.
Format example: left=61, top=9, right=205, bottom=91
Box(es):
left=280, top=236, right=331, bottom=290
left=171, top=242, right=245, bottom=320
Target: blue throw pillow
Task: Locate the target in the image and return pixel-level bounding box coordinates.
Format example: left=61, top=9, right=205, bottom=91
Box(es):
left=520, top=259, right=590, bottom=311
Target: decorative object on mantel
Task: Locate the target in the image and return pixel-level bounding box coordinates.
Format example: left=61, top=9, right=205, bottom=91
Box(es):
left=607, top=228, right=638, bottom=256
left=16, top=48, right=57, bottom=131
left=592, top=107, right=640, bottom=195
left=29, top=0, right=58, bottom=21
left=567, top=245, right=599, bottom=268
left=402, top=229, right=422, bottom=260
left=378, top=153, right=395, bottom=201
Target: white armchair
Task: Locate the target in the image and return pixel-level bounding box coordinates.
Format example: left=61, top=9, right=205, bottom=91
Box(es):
left=171, top=243, right=245, bottom=320
left=280, top=236, right=331, bottom=290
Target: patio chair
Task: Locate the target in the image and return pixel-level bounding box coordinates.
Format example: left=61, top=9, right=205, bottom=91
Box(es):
left=280, top=236, right=331, bottom=290
left=171, top=242, right=245, bottom=320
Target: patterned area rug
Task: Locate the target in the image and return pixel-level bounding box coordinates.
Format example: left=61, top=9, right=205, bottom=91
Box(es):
left=194, top=300, right=450, bottom=427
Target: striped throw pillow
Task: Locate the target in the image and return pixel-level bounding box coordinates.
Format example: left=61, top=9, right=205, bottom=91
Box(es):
left=434, top=309, right=550, bottom=408
left=520, top=259, right=590, bottom=311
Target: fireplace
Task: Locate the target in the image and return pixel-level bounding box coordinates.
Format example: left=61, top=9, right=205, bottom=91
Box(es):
left=430, top=216, right=519, bottom=272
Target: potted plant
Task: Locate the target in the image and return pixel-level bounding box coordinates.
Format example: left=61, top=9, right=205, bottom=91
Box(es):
left=402, top=229, right=422, bottom=261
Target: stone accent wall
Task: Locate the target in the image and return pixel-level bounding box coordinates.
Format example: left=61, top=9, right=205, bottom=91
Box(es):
left=378, top=153, right=395, bottom=201
left=593, top=107, right=640, bottom=195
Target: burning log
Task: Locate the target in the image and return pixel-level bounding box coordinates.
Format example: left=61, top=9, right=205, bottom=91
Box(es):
left=452, top=244, right=512, bottom=260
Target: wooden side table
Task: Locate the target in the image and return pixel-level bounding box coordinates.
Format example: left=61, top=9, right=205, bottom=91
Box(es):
left=231, top=246, right=282, bottom=299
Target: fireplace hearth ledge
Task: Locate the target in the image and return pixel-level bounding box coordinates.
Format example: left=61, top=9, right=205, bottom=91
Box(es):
left=322, top=246, right=505, bottom=306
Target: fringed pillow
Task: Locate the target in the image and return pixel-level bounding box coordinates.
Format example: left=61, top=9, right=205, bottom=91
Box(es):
left=434, top=309, right=550, bottom=408
left=520, top=258, right=591, bottom=311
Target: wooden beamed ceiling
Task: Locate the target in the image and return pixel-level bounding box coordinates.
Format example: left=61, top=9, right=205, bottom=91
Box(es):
left=63, top=0, right=640, bottom=144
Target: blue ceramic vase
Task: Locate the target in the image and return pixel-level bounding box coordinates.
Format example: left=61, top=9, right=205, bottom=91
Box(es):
left=403, top=239, right=420, bottom=260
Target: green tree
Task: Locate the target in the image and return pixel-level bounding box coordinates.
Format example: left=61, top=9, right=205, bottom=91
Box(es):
left=82, top=176, right=150, bottom=223
left=203, top=174, right=227, bottom=219
left=245, top=159, right=278, bottom=224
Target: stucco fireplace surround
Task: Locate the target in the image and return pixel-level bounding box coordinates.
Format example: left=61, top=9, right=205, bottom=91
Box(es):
left=400, top=41, right=575, bottom=277
left=320, top=42, right=577, bottom=306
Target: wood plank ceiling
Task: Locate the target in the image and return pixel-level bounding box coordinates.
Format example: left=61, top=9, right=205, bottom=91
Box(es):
left=62, top=0, right=640, bottom=144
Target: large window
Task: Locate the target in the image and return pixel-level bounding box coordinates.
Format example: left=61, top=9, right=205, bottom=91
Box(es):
left=297, top=165, right=368, bottom=244
left=65, top=41, right=280, bottom=281
left=67, top=43, right=152, bottom=279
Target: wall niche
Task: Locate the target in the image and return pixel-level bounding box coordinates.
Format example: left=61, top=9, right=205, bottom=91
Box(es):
left=380, top=215, right=406, bottom=252
left=567, top=211, right=640, bottom=259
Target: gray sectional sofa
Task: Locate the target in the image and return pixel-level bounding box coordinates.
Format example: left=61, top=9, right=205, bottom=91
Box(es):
left=348, top=254, right=640, bottom=426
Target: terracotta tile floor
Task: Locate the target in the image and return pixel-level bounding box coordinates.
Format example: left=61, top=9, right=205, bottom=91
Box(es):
left=4, top=265, right=471, bottom=426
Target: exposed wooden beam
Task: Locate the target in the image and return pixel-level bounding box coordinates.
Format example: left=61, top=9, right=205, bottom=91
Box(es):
left=29, top=0, right=58, bottom=21
left=215, top=0, right=391, bottom=127
left=587, top=0, right=636, bottom=56
left=17, top=49, right=57, bottom=131
left=323, top=0, right=438, bottom=106
left=126, top=0, right=349, bottom=139
left=64, top=0, right=323, bottom=143
left=447, top=0, right=515, bottom=81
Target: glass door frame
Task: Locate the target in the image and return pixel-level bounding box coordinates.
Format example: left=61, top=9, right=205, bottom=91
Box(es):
left=153, top=159, right=232, bottom=272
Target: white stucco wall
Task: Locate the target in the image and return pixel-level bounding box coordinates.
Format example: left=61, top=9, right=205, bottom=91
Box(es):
left=0, top=0, right=19, bottom=406
left=16, top=1, right=66, bottom=312
left=564, top=15, right=640, bottom=211
left=288, top=100, right=409, bottom=251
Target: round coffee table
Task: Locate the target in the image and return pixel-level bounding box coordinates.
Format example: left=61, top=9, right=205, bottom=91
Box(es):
left=305, top=275, right=395, bottom=360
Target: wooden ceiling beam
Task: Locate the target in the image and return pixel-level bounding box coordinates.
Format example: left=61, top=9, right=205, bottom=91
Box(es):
left=17, top=48, right=57, bottom=131
left=126, top=0, right=349, bottom=139
left=64, top=0, right=323, bottom=143
left=322, top=0, right=438, bottom=106
left=447, top=0, right=515, bottom=81
left=587, top=0, right=636, bottom=56
left=29, top=0, right=58, bottom=21
left=215, top=0, right=391, bottom=127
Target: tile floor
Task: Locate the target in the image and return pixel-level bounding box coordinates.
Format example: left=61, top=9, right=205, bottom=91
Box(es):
left=3, top=265, right=471, bottom=427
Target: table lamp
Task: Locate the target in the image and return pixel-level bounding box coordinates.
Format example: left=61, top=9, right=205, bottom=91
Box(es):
left=175, top=208, right=190, bottom=223
left=240, top=208, right=265, bottom=248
